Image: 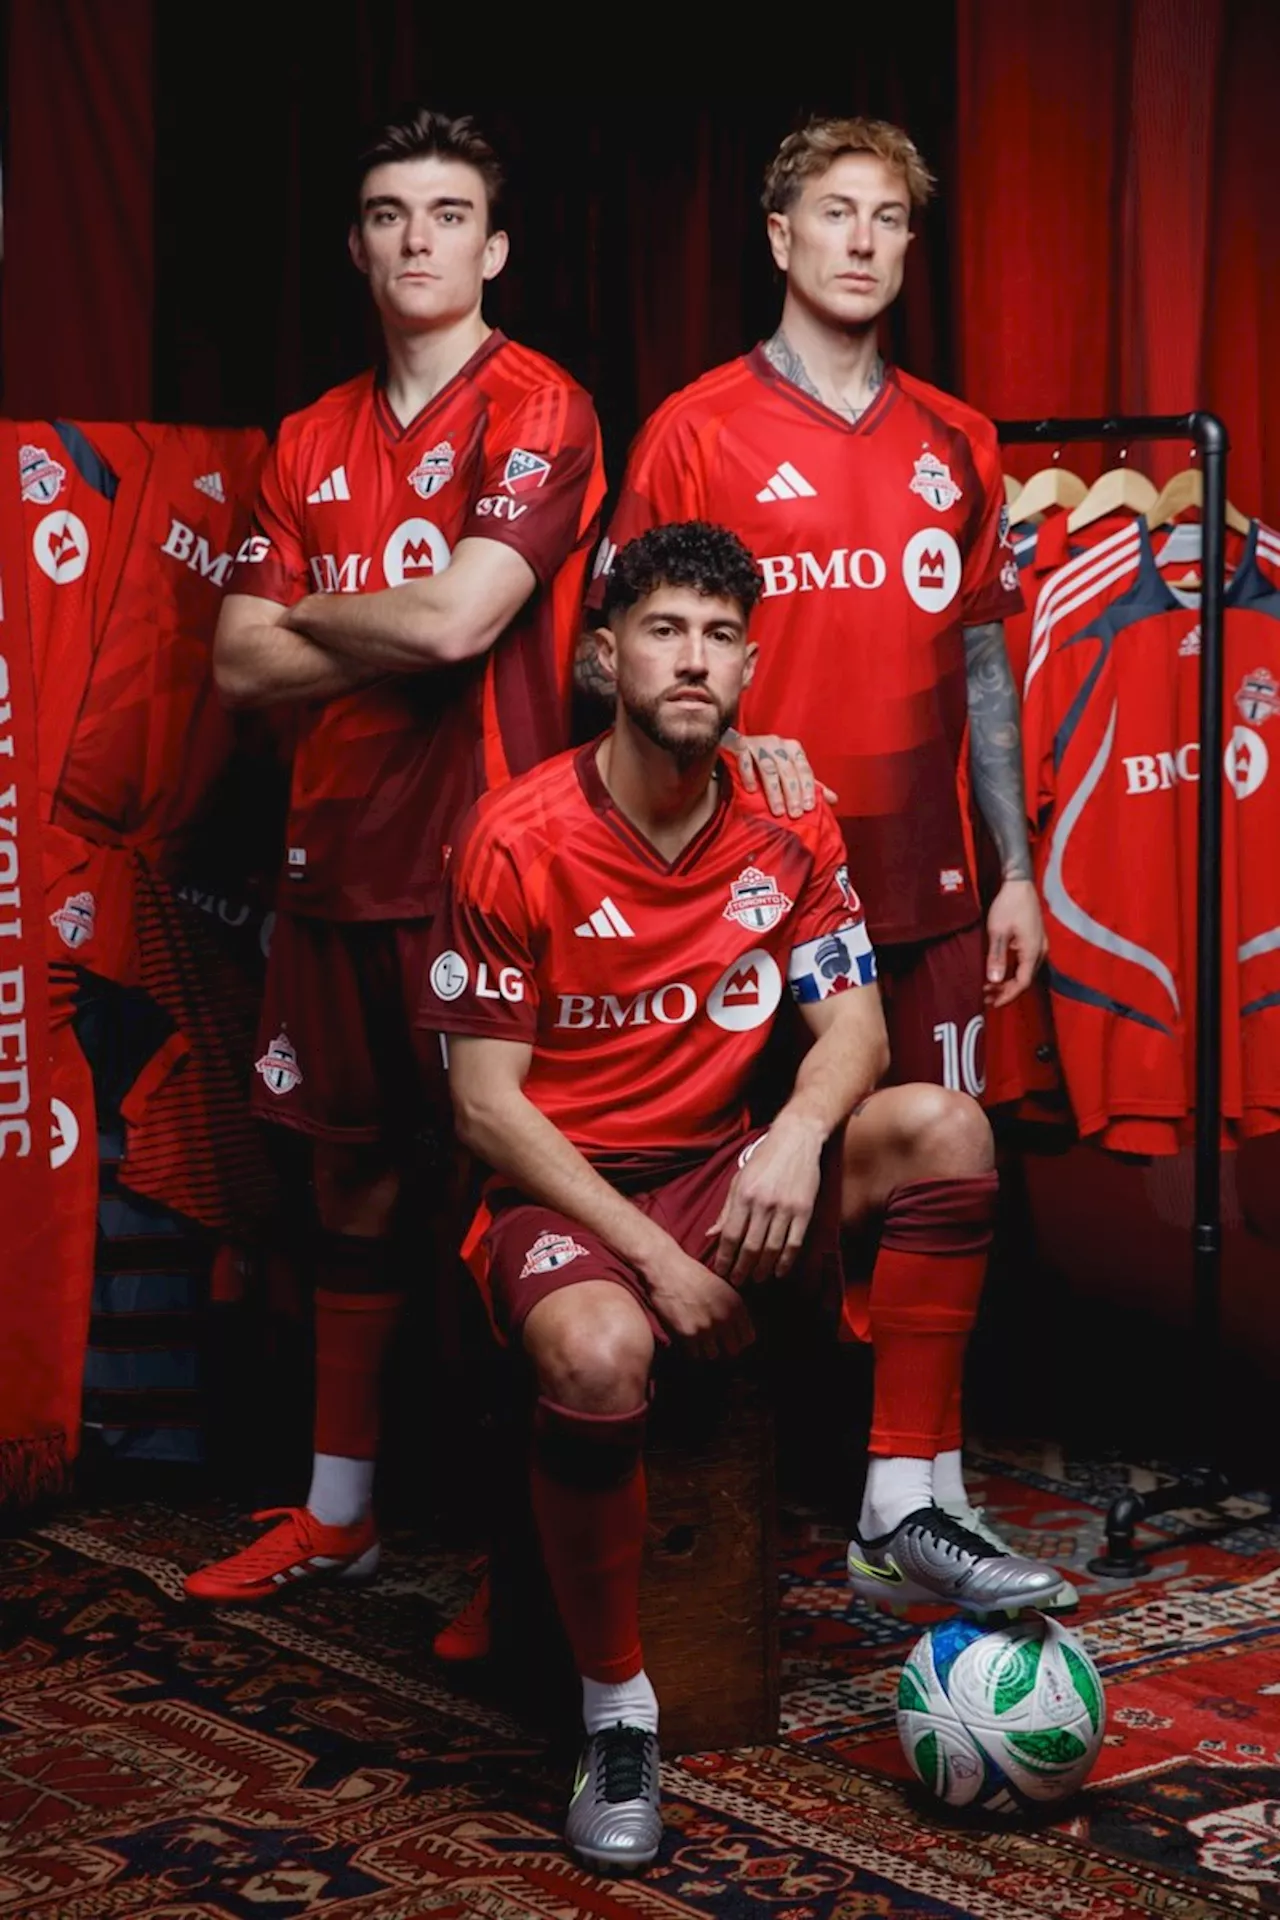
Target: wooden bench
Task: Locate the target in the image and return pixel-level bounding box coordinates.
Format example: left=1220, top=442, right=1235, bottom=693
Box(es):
left=491, top=1361, right=780, bottom=1755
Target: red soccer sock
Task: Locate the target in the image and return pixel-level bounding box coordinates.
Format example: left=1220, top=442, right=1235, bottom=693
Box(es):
left=312, top=1242, right=405, bottom=1460
left=941, top=1381, right=965, bottom=1456
left=867, top=1174, right=998, bottom=1459
left=529, top=1396, right=648, bottom=1685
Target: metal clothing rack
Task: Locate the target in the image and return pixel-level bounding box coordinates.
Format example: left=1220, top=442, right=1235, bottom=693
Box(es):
left=996, top=411, right=1239, bottom=1575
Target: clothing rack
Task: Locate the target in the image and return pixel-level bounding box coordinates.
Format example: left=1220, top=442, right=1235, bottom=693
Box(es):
left=996, top=411, right=1237, bottom=1575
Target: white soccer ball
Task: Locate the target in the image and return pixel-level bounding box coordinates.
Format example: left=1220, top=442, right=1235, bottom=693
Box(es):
left=896, top=1612, right=1106, bottom=1813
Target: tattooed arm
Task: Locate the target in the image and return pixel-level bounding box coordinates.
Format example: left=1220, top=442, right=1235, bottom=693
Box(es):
left=964, top=619, right=1047, bottom=1006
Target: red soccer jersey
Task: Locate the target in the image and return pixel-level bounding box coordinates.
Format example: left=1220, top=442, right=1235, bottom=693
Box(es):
left=421, top=742, right=876, bottom=1173
left=592, top=354, right=1021, bottom=945
left=229, top=333, right=605, bottom=920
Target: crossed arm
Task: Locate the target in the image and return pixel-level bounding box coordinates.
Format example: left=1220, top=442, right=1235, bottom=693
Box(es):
left=446, top=982, right=888, bottom=1357
left=214, top=538, right=537, bottom=709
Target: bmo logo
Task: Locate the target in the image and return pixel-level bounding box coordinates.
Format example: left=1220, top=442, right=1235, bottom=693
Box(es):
left=707, top=950, right=782, bottom=1032
left=160, top=518, right=234, bottom=585
left=383, top=517, right=451, bottom=586
left=902, top=528, right=961, bottom=613
left=759, top=547, right=888, bottom=599
left=556, top=982, right=697, bottom=1030
left=1123, top=726, right=1268, bottom=801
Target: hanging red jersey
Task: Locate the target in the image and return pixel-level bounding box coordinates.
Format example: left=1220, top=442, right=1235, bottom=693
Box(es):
left=1026, top=517, right=1280, bottom=1150
left=421, top=741, right=874, bottom=1177
left=592, top=355, right=1021, bottom=945
left=229, top=335, right=606, bottom=921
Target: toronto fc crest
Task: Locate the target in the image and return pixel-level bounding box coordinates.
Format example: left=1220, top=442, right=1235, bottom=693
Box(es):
left=723, top=866, right=793, bottom=932
left=50, top=891, right=96, bottom=950
left=408, top=439, right=455, bottom=500
left=909, top=447, right=963, bottom=512
left=255, top=1030, right=303, bottom=1096
left=520, top=1231, right=588, bottom=1278
left=1236, top=667, right=1280, bottom=726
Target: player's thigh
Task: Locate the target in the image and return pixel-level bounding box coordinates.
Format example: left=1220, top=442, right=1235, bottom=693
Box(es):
left=838, top=1081, right=994, bottom=1223
left=878, top=924, right=986, bottom=1095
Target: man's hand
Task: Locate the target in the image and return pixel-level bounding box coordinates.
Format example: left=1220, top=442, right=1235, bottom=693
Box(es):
left=642, top=1246, right=755, bottom=1361
left=728, top=731, right=838, bottom=819
left=707, top=1117, right=824, bottom=1286
left=985, top=878, right=1047, bottom=1007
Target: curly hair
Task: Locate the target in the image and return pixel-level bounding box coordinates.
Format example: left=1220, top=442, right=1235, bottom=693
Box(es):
left=353, top=107, right=504, bottom=231
left=602, top=521, right=763, bottom=624
left=763, top=116, right=935, bottom=216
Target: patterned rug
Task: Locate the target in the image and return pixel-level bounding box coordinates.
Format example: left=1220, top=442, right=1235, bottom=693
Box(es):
left=3, top=1447, right=1280, bottom=1917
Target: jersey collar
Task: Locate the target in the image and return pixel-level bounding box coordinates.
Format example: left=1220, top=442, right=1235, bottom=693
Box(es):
left=372, top=329, right=507, bottom=444
left=746, top=343, right=898, bottom=436
left=575, top=736, right=733, bottom=876
left=1136, top=514, right=1264, bottom=611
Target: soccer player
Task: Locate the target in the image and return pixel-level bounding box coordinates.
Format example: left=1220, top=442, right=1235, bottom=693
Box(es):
left=580, top=116, right=1053, bottom=1573
left=424, top=523, right=1062, bottom=1873
left=186, top=108, right=605, bottom=1604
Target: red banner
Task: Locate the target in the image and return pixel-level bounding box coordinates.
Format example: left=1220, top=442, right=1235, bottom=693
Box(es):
left=0, top=421, right=61, bottom=1499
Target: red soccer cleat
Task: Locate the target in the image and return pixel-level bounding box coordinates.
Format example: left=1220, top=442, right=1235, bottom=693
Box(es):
left=433, top=1559, right=491, bottom=1661
left=183, top=1506, right=380, bottom=1603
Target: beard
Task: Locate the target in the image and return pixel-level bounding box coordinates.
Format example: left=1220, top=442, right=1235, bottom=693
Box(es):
left=617, top=675, right=738, bottom=768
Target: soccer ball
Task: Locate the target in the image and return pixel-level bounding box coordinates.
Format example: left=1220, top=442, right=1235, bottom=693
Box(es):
left=896, top=1612, right=1106, bottom=1813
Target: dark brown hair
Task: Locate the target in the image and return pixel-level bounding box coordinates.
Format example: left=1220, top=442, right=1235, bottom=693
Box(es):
left=353, top=108, right=505, bottom=231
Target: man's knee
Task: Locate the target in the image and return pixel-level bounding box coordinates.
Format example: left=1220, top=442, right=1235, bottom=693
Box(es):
left=879, top=1083, right=994, bottom=1181
left=523, top=1285, right=655, bottom=1414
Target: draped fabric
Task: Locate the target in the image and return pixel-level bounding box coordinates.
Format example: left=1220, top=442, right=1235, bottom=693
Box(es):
left=956, top=0, right=1280, bottom=525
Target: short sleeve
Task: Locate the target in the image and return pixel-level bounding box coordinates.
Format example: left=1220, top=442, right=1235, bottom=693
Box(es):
left=225, top=430, right=309, bottom=605
left=420, top=817, right=539, bottom=1044
left=786, top=807, right=879, bottom=1004
left=960, top=419, right=1023, bottom=627
left=461, top=384, right=604, bottom=586
left=585, top=403, right=709, bottom=611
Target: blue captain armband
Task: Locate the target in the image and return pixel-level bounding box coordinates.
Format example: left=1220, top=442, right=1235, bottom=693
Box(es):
left=788, top=922, right=877, bottom=1003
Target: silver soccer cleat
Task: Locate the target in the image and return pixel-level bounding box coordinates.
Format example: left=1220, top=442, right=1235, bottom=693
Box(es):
left=565, top=1724, right=661, bottom=1874
left=847, top=1504, right=1064, bottom=1617
left=939, top=1496, right=1080, bottom=1610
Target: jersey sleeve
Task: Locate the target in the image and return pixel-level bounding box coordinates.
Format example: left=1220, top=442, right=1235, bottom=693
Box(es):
left=419, top=814, right=539, bottom=1044
left=960, top=419, right=1024, bottom=627
left=461, top=384, right=604, bottom=586
left=585, top=401, right=710, bottom=611
left=225, top=430, right=309, bottom=606
left=786, top=807, right=879, bottom=1004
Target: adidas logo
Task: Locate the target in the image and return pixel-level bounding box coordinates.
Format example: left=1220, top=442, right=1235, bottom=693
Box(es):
left=194, top=471, right=225, bottom=503
left=756, top=461, right=817, bottom=503
left=306, top=465, right=350, bottom=504
left=573, top=896, right=635, bottom=938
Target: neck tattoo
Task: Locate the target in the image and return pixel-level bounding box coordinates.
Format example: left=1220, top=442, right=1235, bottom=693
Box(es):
left=764, top=330, right=884, bottom=422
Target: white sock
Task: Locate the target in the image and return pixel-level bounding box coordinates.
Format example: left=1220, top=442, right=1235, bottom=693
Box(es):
left=859, top=1456, right=934, bottom=1539
left=306, top=1453, right=375, bottom=1528
left=582, top=1669, right=659, bottom=1737
left=931, top=1448, right=969, bottom=1512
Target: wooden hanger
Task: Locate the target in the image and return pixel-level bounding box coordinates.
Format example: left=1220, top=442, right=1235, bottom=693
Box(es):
left=1003, top=473, right=1024, bottom=510
left=1009, top=463, right=1089, bottom=521
left=1145, top=466, right=1250, bottom=536
left=1067, top=464, right=1158, bottom=532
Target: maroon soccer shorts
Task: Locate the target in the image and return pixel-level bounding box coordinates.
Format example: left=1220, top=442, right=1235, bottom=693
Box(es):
left=877, top=921, right=987, bottom=1097
left=466, top=1128, right=847, bottom=1344
left=251, top=912, right=446, bottom=1144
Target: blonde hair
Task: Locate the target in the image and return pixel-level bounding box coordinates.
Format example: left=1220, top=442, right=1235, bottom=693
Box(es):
left=763, top=116, right=936, bottom=216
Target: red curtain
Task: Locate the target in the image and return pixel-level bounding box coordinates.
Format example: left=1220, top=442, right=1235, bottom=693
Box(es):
left=956, top=0, right=1280, bottom=525
left=1, top=0, right=153, bottom=420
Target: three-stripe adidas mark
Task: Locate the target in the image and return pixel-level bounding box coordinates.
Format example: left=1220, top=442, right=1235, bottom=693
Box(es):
left=756, top=461, right=817, bottom=503
left=307, top=465, right=351, bottom=504
left=194, top=471, right=226, bottom=502
left=574, top=896, right=635, bottom=938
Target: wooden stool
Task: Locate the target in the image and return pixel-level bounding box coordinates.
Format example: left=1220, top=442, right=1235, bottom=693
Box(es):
left=491, top=1360, right=779, bottom=1755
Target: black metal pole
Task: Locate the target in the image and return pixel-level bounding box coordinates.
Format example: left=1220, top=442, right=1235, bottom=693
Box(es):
left=997, top=411, right=1236, bottom=1575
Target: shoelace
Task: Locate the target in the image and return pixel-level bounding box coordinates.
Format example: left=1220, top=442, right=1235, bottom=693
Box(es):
left=595, top=1725, right=654, bottom=1804
left=212, top=1507, right=316, bottom=1576
left=904, top=1506, right=1010, bottom=1565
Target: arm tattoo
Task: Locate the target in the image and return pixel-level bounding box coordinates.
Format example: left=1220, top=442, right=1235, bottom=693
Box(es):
left=963, top=620, right=1033, bottom=882
left=573, top=629, right=615, bottom=711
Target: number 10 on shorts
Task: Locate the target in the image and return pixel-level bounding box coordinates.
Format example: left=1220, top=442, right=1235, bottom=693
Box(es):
left=933, top=1017, right=985, bottom=1096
